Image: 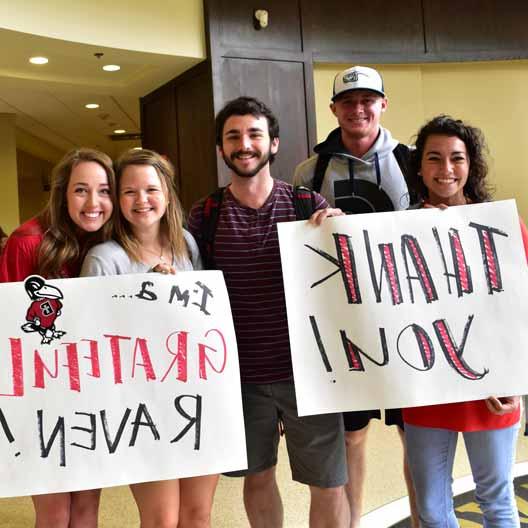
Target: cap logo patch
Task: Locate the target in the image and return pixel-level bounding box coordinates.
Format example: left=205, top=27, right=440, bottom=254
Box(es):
left=343, top=71, right=367, bottom=83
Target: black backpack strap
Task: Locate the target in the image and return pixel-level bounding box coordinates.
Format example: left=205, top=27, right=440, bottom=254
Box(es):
left=312, top=153, right=331, bottom=193
left=293, top=185, right=316, bottom=220
left=393, top=143, right=410, bottom=180
left=201, top=187, right=224, bottom=269
left=393, top=143, right=418, bottom=206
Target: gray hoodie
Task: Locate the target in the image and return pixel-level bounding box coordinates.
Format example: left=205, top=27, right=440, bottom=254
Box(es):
left=294, top=126, right=411, bottom=213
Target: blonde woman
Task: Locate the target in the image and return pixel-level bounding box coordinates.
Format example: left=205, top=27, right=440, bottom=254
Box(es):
left=81, top=148, right=219, bottom=528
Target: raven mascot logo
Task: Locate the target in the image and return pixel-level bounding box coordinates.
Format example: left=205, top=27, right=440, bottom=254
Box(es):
left=21, top=275, right=66, bottom=344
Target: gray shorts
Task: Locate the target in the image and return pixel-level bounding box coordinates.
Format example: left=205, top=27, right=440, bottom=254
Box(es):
left=225, top=381, right=347, bottom=488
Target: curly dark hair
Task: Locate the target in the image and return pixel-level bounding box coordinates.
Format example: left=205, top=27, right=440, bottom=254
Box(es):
left=215, top=96, right=279, bottom=163
left=409, top=115, right=493, bottom=204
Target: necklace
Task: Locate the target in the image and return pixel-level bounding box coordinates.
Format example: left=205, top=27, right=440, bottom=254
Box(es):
left=141, top=244, right=167, bottom=264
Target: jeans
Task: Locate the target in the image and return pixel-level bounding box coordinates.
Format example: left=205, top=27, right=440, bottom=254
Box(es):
left=405, top=423, right=520, bottom=528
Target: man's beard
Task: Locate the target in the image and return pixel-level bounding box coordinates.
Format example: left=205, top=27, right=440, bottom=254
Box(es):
left=222, top=148, right=272, bottom=178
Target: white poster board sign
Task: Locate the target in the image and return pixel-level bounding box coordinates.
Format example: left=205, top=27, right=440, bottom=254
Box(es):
left=0, top=271, right=246, bottom=497
left=278, top=200, right=528, bottom=416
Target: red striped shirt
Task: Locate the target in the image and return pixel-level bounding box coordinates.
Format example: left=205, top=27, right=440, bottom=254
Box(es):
left=188, top=179, right=327, bottom=383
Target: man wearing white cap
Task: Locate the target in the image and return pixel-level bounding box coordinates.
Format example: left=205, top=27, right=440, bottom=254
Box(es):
left=294, top=65, right=418, bottom=528
left=295, top=65, right=412, bottom=214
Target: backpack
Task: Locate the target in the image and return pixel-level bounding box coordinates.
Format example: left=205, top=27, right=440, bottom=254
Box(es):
left=200, top=185, right=316, bottom=269
left=312, top=143, right=416, bottom=207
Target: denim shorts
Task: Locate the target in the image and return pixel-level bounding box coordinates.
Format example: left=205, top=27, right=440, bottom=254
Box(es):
left=224, top=381, right=347, bottom=488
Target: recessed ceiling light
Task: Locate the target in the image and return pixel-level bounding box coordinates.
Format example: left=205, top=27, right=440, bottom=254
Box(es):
left=113, top=129, right=126, bottom=134
left=29, top=56, right=48, bottom=65
left=85, top=103, right=100, bottom=109
left=103, top=64, right=120, bottom=72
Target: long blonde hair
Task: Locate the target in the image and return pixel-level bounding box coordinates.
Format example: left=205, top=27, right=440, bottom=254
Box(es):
left=114, top=149, right=187, bottom=262
left=37, top=148, right=116, bottom=277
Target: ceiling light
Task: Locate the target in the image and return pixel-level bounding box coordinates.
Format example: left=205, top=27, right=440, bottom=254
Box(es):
left=103, top=64, right=120, bottom=72
left=85, top=103, right=100, bottom=109
left=29, top=56, right=48, bottom=65
left=133, top=147, right=142, bottom=150
left=113, top=129, right=126, bottom=134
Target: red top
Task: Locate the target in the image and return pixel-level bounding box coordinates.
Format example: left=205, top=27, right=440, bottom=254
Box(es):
left=0, top=217, right=76, bottom=283
left=0, top=218, right=44, bottom=283
left=403, top=218, right=528, bottom=431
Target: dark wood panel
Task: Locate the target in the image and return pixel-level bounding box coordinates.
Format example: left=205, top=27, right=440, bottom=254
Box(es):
left=424, top=0, right=528, bottom=55
left=141, top=62, right=217, bottom=212
left=313, top=50, right=429, bottom=63
left=140, top=86, right=180, bottom=186
left=301, top=0, right=424, bottom=56
left=215, top=47, right=305, bottom=62
left=175, top=70, right=217, bottom=212
left=216, top=58, right=309, bottom=186
left=208, top=0, right=303, bottom=53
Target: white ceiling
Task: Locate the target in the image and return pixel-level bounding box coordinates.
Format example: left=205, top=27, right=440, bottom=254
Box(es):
left=0, top=28, right=203, bottom=160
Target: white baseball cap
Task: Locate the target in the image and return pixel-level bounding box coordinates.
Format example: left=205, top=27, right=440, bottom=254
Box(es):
left=332, top=66, right=385, bottom=101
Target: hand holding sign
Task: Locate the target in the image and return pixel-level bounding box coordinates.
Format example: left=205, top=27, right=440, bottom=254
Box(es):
left=278, top=200, right=528, bottom=416
left=0, top=270, right=246, bottom=497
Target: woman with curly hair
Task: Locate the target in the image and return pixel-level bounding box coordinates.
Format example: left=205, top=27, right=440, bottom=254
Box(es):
left=408, top=114, right=494, bottom=207
left=403, top=115, right=528, bottom=527
left=0, top=148, right=116, bottom=527
left=81, top=148, right=218, bottom=528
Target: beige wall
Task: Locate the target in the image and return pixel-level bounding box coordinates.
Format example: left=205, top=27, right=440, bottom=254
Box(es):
left=314, top=61, right=528, bottom=219
left=16, top=129, right=65, bottom=165
left=0, top=0, right=205, bottom=58
left=0, top=114, right=20, bottom=234
left=16, top=150, right=52, bottom=223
